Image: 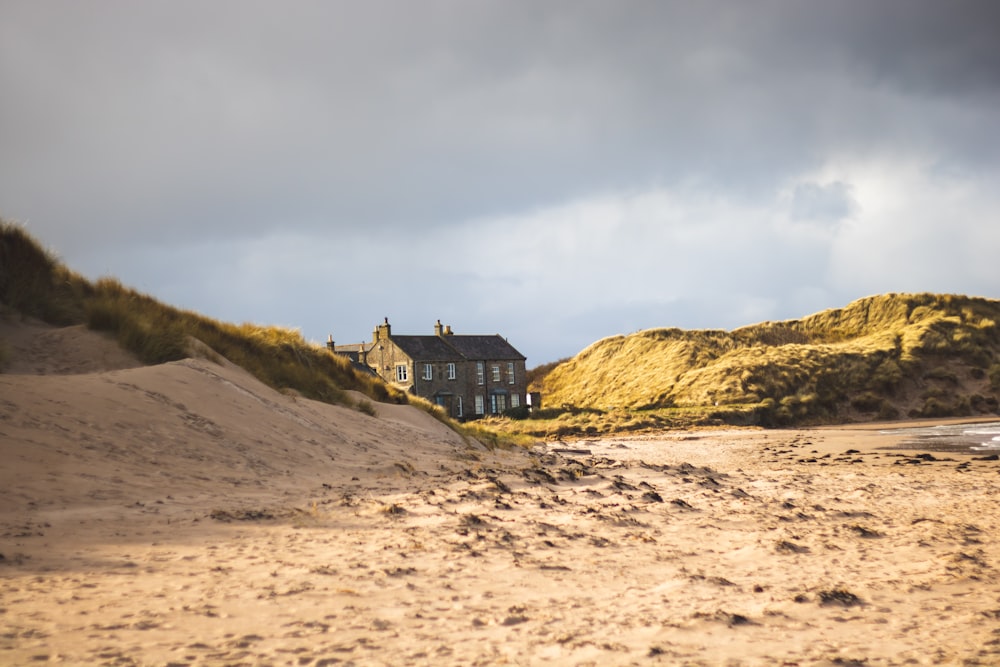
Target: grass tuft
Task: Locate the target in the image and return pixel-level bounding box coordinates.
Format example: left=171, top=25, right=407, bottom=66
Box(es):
left=0, top=220, right=91, bottom=324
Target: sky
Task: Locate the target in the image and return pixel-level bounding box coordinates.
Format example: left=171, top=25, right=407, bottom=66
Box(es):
left=2, top=1, right=999, bottom=365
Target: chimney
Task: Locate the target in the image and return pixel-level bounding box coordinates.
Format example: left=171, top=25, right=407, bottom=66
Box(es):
left=373, top=317, right=391, bottom=343
left=444, top=325, right=453, bottom=335
left=434, top=319, right=443, bottom=336
left=327, top=334, right=335, bottom=352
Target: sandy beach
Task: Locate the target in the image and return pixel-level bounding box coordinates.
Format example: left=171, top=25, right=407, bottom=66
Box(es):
left=3, top=320, right=1000, bottom=666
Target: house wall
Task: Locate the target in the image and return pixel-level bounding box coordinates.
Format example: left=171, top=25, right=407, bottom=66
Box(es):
left=411, top=359, right=468, bottom=418
left=463, top=357, right=528, bottom=418
left=365, top=335, right=414, bottom=392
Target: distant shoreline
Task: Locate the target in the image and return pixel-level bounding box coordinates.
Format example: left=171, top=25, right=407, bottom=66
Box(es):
left=815, top=415, right=1000, bottom=432
left=548, top=415, right=1000, bottom=460
left=548, top=414, right=1000, bottom=446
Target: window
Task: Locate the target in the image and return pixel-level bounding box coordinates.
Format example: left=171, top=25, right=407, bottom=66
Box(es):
left=511, top=393, right=520, bottom=409
left=491, top=393, right=507, bottom=414
left=507, top=362, right=515, bottom=384
left=474, top=395, right=484, bottom=415
left=457, top=396, right=463, bottom=418
left=447, top=362, right=456, bottom=380
left=423, top=363, right=433, bottom=381
left=395, top=364, right=408, bottom=382
left=476, top=362, right=485, bottom=385
left=492, top=365, right=501, bottom=382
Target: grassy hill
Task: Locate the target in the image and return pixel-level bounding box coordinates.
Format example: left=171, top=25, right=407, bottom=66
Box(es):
left=514, top=293, right=1000, bottom=437
left=0, top=220, right=409, bottom=408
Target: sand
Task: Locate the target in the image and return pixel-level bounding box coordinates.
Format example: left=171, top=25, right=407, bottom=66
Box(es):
left=2, top=319, right=1000, bottom=666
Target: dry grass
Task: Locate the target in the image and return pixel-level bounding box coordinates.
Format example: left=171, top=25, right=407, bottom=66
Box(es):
left=522, top=293, right=1000, bottom=435
left=0, top=220, right=405, bottom=408
left=0, top=221, right=92, bottom=325
left=457, top=418, right=539, bottom=450
left=82, top=277, right=411, bottom=407
left=397, top=395, right=533, bottom=449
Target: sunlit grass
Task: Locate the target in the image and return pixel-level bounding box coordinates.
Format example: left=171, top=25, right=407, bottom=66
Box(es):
left=522, top=292, right=1000, bottom=435
left=401, top=394, right=533, bottom=450
left=457, top=418, right=539, bottom=450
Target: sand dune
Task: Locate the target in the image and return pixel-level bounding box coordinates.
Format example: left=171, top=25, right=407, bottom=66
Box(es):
left=2, top=322, right=1000, bottom=665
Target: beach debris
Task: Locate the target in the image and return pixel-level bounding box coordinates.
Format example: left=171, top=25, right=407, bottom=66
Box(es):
left=383, top=566, right=417, bottom=577
left=611, top=477, right=638, bottom=492
left=502, top=605, right=529, bottom=625
left=848, top=524, right=883, bottom=538
left=522, top=467, right=559, bottom=485
left=393, top=461, right=416, bottom=475
left=551, top=447, right=592, bottom=455
left=209, top=508, right=275, bottom=522
left=819, top=588, right=864, bottom=607
left=693, top=609, right=755, bottom=626
left=380, top=503, right=407, bottom=516
left=776, top=539, right=810, bottom=554
left=488, top=476, right=512, bottom=494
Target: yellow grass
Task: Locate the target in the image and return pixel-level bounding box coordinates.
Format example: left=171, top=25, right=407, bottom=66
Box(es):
left=524, top=293, right=1000, bottom=435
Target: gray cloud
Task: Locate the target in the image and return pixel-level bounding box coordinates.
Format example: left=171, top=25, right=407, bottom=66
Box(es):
left=2, top=1, right=998, bottom=363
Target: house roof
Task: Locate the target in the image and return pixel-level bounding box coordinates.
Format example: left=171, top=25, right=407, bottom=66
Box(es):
left=441, top=334, right=526, bottom=361
left=386, top=334, right=526, bottom=362
left=390, top=335, right=465, bottom=361
left=333, top=324, right=527, bottom=363
left=333, top=343, right=368, bottom=354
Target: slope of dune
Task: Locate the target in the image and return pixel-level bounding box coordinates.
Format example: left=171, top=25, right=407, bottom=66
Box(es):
left=0, top=319, right=474, bottom=514
left=0, top=318, right=143, bottom=375
left=539, top=293, right=1000, bottom=426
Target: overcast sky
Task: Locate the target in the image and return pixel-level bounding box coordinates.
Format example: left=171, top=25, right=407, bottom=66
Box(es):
left=2, top=1, right=999, bottom=364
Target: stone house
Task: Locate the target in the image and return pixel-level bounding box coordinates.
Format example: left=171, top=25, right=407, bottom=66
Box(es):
left=331, top=319, right=528, bottom=420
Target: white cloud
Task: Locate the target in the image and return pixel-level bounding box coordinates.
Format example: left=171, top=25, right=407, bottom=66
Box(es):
left=824, top=158, right=1000, bottom=296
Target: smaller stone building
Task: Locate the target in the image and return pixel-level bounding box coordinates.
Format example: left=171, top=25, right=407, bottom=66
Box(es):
left=332, top=319, right=528, bottom=420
